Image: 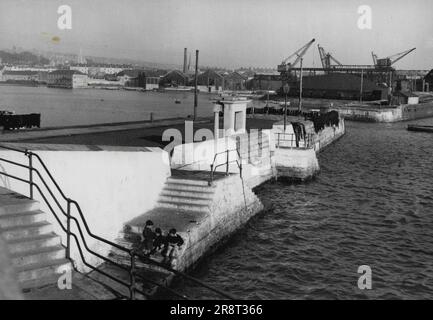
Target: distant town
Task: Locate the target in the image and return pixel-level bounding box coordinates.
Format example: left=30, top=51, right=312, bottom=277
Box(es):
left=0, top=46, right=432, bottom=101
left=0, top=47, right=280, bottom=93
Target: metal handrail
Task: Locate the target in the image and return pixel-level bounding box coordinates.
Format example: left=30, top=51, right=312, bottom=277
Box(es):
left=275, top=132, right=315, bottom=150
left=209, top=148, right=242, bottom=184
left=0, top=144, right=234, bottom=300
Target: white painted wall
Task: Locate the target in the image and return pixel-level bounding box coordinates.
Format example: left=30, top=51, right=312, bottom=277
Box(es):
left=72, top=74, right=89, bottom=88
left=408, top=97, right=419, bottom=105
left=0, top=145, right=171, bottom=271
left=171, top=136, right=238, bottom=171
left=274, top=148, right=320, bottom=180
left=335, top=106, right=403, bottom=122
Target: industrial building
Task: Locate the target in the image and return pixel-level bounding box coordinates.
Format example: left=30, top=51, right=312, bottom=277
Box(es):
left=47, top=69, right=88, bottom=88
left=277, top=39, right=418, bottom=101
left=1, top=70, right=39, bottom=82
left=247, top=73, right=282, bottom=91
left=424, top=69, right=433, bottom=91
left=197, top=69, right=224, bottom=92
left=222, top=71, right=247, bottom=91
left=290, top=73, right=389, bottom=100
left=160, top=70, right=190, bottom=87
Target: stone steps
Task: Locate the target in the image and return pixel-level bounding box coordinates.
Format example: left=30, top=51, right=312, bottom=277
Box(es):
left=166, top=177, right=210, bottom=187
left=0, top=210, right=47, bottom=228
left=1, top=221, right=54, bottom=241
left=0, top=200, right=40, bottom=216
left=11, top=245, right=66, bottom=268
left=7, top=233, right=62, bottom=254
left=158, top=194, right=211, bottom=206
left=161, top=188, right=214, bottom=199
left=156, top=173, right=217, bottom=213
left=0, top=187, right=70, bottom=290
left=157, top=200, right=209, bottom=213
left=17, top=258, right=71, bottom=289
left=162, top=182, right=215, bottom=193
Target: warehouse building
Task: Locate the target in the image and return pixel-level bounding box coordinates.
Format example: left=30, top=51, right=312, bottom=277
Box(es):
left=290, top=73, right=389, bottom=101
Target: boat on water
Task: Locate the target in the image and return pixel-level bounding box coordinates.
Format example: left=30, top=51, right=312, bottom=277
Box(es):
left=407, top=124, right=433, bottom=133
left=175, top=99, right=181, bottom=104
left=164, top=86, right=193, bottom=92
left=124, top=87, right=145, bottom=92
left=0, top=110, right=14, bottom=115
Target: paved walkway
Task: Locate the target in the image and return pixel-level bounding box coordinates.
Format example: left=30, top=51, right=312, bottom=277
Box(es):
left=22, top=272, right=120, bottom=300
left=0, top=117, right=208, bottom=143
left=7, top=117, right=282, bottom=148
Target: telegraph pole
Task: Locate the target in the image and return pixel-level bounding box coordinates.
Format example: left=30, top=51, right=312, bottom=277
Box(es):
left=194, top=50, right=199, bottom=121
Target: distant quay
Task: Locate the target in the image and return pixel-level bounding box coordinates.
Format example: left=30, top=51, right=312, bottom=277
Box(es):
left=333, top=101, right=433, bottom=122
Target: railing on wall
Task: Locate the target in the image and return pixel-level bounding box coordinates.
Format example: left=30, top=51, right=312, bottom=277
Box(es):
left=209, top=148, right=242, bottom=185
left=0, top=144, right=234, bottom=300
left=275, top=132, right=315, bottom=150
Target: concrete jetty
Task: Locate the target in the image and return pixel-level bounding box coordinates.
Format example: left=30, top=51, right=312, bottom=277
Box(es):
left=0, top=100, right=345, bottom=299
left=106, top=100, right=346, bottom=297
left=333, top=101, right=433, bottom=122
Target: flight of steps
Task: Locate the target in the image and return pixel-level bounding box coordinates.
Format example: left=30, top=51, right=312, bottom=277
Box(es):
left=156, top=176, right=215, bottom=213
left=0, top=188, right=70, bottom=290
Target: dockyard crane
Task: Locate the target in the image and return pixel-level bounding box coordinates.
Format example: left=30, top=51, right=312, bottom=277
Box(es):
left=277, top=38, right=316, bottom=73
left=372, top=47, right=416, bottom=69
left=318, top=44, right=343, bottom=69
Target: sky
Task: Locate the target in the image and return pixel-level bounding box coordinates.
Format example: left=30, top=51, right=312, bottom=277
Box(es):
left=0, top=0, right=432, bottom=69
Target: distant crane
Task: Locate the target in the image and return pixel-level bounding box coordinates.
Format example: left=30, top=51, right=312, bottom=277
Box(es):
left=277, top=38, right=316, bottom=73
left=372, top=47, right=416, bottom=69
left=317, top=44, right=343, bottom=69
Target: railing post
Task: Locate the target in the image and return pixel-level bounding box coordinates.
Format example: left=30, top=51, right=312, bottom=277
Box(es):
left=130, top=253, right=136, bottom=300
left=66, top=200, right=71, bottom=260
left=277, top=133, right=280, bottom=149
left=28, top=153, right=33, bottom=199
left=226, top=150, right=229, bottom=175
left=210, top=164, right=214, bottom=185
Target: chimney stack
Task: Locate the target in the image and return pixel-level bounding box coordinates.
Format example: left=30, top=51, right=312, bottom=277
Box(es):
left=183, top=48, right=188, bottom=73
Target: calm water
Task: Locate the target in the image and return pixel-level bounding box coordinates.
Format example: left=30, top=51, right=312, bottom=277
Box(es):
left=4, top=85, right=433, bottom=299
left=175, top=118, right=433, bottom=300
left=0, top=85, right=219, bottom=127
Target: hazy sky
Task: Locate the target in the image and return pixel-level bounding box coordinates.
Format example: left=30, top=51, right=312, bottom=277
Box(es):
left=1, top=0, right=432, bottom=69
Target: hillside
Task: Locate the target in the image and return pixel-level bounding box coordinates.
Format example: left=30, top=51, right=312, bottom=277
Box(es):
left=0, top=51, right=49, bottom=65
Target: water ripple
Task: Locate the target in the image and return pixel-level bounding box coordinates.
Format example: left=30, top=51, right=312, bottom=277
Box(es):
left=176, top=119, right=433, bottom=299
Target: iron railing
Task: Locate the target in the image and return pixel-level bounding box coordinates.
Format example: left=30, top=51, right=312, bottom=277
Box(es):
left=275, top=132, right=315, bottom=150
left=209, top=149, right=242, bottom=184
left=0, top=144, right=234, bottom=300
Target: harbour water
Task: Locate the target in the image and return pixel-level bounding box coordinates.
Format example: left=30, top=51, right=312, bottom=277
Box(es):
left=174, top=118, right=433, bottom=300
left=0, top=86, right=219, bottom=127
left=3, top=85, right=433, bottom=300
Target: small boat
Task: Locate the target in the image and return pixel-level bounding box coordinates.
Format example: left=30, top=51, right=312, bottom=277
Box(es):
left=175, top=99, right=181, bottom=104
left=0, top=110, right=14, bottom=115
left=407, top=124, right=433, bottom=133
